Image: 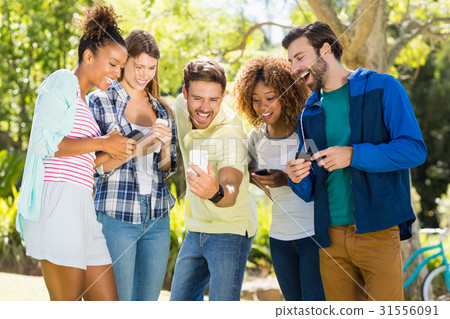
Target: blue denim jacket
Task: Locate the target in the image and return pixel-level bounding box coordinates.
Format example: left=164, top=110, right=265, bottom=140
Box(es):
left=16, top=70, right=79, bottom=232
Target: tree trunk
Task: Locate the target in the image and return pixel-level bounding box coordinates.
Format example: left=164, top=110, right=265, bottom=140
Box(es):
left=342, top=0, right=388, bottom=72
left=360, top=0, right=388, bottom=73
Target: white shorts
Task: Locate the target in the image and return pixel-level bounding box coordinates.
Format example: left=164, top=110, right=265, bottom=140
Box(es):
left=21, top=182, right=112, bottom=270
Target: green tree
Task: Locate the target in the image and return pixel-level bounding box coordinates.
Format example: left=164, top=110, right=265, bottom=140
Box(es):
left=0, top=0, right=91, bottom=151
left=290, top=0, right=449, bottom=73
left=107, top=0, right=272, bottom=95
left=403, top=43, right=450, bottom=228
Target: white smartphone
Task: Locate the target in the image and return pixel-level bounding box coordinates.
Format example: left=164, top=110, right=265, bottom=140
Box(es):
left=154, top=118, right=169, bottom=153
left=155, top=118, right=168, bottom=126
left=188, top=149, right=208, bottom=175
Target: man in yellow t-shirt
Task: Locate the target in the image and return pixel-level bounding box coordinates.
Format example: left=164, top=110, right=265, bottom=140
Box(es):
left=170, top=59, right=257, bottom=301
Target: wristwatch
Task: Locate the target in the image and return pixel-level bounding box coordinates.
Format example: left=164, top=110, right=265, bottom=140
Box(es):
left=209, top=184, right=224, bottom=203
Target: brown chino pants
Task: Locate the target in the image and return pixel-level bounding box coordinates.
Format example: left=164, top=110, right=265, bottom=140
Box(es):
left=319, top=224, right=404, bottom=301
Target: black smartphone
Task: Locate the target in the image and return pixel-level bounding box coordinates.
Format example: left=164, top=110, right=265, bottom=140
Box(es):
left=125, top=129, right=144, bottom=141
left=296, top=151, right=313, bottom=161
left=295, top=151, right=325, bottom=163
left=254, top=168, right=271, bottom=176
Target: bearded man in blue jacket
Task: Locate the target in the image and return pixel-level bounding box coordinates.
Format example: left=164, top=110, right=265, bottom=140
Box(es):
left=283, top=21, right=427, bottom=301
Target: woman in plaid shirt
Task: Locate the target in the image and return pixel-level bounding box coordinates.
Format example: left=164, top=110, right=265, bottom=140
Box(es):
left=88, top=30, right=177, bottom=301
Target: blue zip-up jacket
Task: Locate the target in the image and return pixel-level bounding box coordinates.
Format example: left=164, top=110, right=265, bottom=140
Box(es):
left=288, top=67, right=427, bottom=247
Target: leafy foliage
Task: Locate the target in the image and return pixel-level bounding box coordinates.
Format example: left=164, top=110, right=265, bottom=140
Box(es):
left=0, top=149, right=25, bottom=198
left=290, top=0, right=449, bottom=73
left=0, top=0, right=91, bottom=150
left=163, top=183, right=187, bottom=289
left=107, top=0, right=266, bottom=95
left=404, top=42, right=450, bottom=227
left=0, top=186, right=38, bottom=274
left=248, top=188, right=273, bottom=270
left=0, top=149, right=36, bottom=273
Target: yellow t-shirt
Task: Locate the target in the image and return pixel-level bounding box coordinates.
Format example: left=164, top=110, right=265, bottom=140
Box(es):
left=174, top=94, right=258, bottom=236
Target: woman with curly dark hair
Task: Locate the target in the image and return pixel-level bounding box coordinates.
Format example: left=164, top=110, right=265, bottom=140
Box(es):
left=16, top=2, right=135, bottom=300
left=233, top=55, right=325, bottom=301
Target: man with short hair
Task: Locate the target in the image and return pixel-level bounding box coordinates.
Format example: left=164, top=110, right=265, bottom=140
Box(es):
left=170, top=59, right=257, bottom=301
left=283, top=22, right=426, bottom=301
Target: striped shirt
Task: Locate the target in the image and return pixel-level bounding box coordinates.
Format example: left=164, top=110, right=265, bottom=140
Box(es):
left=43, top=87, right=101, bottom=190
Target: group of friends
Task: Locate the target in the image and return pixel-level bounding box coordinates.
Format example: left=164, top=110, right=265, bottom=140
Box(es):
left=16, top=2, right=427, bottom=301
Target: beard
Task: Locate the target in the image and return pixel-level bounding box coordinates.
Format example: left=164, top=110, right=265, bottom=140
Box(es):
left=295, top=56, right=328, bottom=92
left=308, top=57, right=328, bottom=92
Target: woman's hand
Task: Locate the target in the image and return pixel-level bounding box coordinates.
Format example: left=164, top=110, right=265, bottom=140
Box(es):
left=250, top=169, right=289, bottom=188
left=102, top=130, right=136, bottom=161
left=151, top=122, right=172, bottom=151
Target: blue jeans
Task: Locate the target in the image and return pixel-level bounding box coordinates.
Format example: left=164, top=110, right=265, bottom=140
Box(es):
left=170, top=230, right=253, bottom=301
left=270, top=236, right=325, bottom=301
left=97, top=195, right=170, bottom=301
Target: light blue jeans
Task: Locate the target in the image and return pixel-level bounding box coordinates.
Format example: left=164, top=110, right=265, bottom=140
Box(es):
left=97, top=195, right=170, bottom=301
left=170, top=230, right=253, bottom=301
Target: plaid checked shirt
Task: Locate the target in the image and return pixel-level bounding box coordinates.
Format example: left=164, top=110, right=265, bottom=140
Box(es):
left=88, top=81, right=177, bottom=223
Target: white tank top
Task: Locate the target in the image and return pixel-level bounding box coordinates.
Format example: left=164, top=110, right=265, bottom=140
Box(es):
left=248, top=125, right=315, bottom=240
left=130, top=123, right=154, bottom=195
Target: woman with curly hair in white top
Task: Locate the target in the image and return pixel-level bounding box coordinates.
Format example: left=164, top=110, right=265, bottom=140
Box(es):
left=233, top=55, right=325, bottom=301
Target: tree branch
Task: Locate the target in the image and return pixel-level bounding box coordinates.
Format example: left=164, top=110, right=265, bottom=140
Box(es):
left=422, top=30, right=449, bottom=44
left=401, top=0, right=411, bottom=22
left=294, top=0, right=311, bottom=23
left=387, top=17, right=450, bottom=68
left=216, top=22, right=293, bottom=63
left=351, top=0, right=383, bottom=51
left=0, top=131, right=14, bottom=150
left=306, top=0, right=346, bottom=35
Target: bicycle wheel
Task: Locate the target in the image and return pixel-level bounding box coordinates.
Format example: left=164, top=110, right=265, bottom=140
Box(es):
left=422, top=265, right=450, bottom=301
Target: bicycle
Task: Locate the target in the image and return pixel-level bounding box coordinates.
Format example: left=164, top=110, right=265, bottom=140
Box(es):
left=403, top=228, right=450, bottom=301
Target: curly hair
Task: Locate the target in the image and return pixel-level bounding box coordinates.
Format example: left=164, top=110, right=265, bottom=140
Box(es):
left=233, top=55, right=309, bottom=130
left=75, top=2, right=125, bottom=63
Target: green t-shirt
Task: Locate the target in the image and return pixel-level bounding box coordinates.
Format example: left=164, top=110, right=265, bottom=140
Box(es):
left=320, top=82, right=355, bottom=226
